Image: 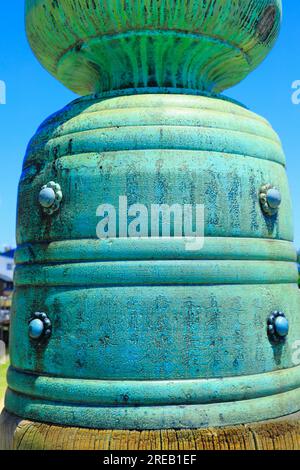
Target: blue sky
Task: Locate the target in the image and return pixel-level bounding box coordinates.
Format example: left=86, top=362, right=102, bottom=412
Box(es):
left=0, top=2, right=300, bottom=250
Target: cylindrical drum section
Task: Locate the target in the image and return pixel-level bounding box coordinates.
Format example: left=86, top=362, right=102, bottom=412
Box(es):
left=6, top=93, right=300, bottom=430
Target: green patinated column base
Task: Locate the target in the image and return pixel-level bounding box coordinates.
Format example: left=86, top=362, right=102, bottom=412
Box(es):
left=1, top=409, right=300, bottom=450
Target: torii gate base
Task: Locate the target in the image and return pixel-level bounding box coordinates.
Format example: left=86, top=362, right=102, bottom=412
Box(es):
left=1, top=410, right=300, bottom=451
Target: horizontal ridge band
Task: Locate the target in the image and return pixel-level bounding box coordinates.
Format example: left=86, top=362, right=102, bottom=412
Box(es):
left=7, top=365, right=300, bottom=407
left=14, top=260, right=298, bottom=287
left=5, top=387, right=300, bottom=430
left=15, top=238, right=297, bottom=264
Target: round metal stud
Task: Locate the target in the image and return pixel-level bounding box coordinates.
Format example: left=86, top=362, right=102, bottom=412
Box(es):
left=39, top=181, right=63, bottom=215
left=39, top=187, right=56, bottom=209
left=259, top=184, right=282, bottom=216
left=274, top=316, right=289, bottom=337
left=267, top=311, right=289, bottom=343
left=29, top=319, right=44, bottom=340
left=266, top=188, right=281, bottom=209
left=29, top=312, right=52, bottom=342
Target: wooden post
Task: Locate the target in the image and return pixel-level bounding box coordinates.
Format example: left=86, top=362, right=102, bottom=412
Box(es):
left=1, top=410, right=300, bottom=451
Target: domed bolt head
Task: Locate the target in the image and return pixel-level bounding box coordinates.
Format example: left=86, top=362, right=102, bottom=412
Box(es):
left=39, top=187, right=56, bottom=209
left=267, top=311, right=289, bottom=343
left=38, top=181, right=63, bottom=215
left=29, top=319, right=44, bottom=340
left=260, top=184, right=282, bottom=216
left=28, top=312, right=52, bottom=342
left=266, top=188, right=282, bottom=210
left=274, top=316, right=289, bottom=338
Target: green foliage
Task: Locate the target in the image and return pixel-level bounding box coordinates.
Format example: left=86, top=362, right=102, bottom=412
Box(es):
left=0, top=360, right=8, bottom=403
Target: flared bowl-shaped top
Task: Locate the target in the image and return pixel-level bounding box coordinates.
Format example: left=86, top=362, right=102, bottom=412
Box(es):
left=25, top=0, right=282, bottom=96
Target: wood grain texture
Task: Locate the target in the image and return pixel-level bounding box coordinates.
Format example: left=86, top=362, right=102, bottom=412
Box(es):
left=1, top=410, right=299, bottom=451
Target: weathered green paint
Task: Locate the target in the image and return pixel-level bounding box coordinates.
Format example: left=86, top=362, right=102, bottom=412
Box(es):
left=5, top=387, right=300, bottom=431
left=6, top=91, right=300, bottom=429
left=5, top=1, right=300, bottom=430
left=25, top=0, right=282, bottom=95
left=17, top=94, right=291, bottom=244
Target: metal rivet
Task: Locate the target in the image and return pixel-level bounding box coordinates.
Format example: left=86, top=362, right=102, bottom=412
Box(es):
left=266, top=188, right=281, bottom=209
left=39, top=187, right=56, bottom=208
left=260, top=184, right=282, bottom=216
left=29, top=312, right=52, bottom=342
left=274, top=316, right=289, bottom=337
left=267, top=311, right=289, bottom=343
left=29, top=319, right=44, bottom=340
left=39, top=181, right=63, bottom=215
left=44, top=319, right=51, bottom=328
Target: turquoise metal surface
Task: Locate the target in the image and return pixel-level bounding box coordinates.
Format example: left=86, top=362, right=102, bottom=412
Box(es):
left=25, top=0, right=282, bottom=96
left=6, top=92, right=300, bottom=429
left=5, top=1, right=300, bottom=430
